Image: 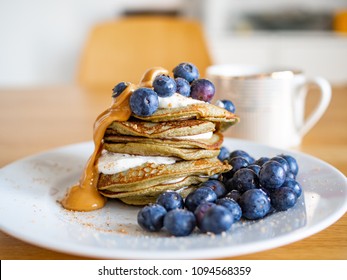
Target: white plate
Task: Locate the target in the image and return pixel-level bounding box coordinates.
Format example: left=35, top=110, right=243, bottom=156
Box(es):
left=0, top=139, right=346, bottom=259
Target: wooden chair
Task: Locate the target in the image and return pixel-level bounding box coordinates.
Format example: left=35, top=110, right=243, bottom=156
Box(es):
left=77, top=16, right=212, bottom=91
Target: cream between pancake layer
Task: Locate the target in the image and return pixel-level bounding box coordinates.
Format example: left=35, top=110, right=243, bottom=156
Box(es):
left=97, top=152, right=188, bottom=185
left=158, top=93, right=205, bottom=109
left=97, top=151, right=178, bottom=175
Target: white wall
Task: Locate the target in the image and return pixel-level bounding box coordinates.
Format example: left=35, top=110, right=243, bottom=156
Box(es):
left=0, top=0, right=185, bottom=87
left=1, top=0, right=346, bottom=87
left=0, top=0, right=127, bottom=86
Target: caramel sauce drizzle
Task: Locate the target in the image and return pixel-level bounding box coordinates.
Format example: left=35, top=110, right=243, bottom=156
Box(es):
left=61, top=67, right=168, bottom=211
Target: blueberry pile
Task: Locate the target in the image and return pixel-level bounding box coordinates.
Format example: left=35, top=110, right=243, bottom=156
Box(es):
left=112, top=62, right=236, bottom=117
left=137, top=148, right=302, bottom=236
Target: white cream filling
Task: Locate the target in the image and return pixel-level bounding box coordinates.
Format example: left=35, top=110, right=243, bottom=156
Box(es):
left=163, top=177, right=186, bottom=184
left=176, top=185, right=190, bottom=193
left=97, top=151, right=178, bottom=175
left=158, top=93, right=205, bottom=109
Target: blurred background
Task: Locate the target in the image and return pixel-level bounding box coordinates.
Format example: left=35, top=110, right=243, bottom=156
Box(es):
left=1, top=0, right=347, bottom=87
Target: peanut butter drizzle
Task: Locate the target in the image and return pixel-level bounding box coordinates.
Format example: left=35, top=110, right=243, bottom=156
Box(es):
left=61, top=84, right=136, bottom=211
left=139, top=67, right=169, bottom=87
left=61, top=67, right=168, bottom=211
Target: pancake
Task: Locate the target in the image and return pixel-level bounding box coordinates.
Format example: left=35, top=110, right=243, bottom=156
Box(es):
left=100, top=177, right=205, bottom=198
left=98, top=157, right=231, bottom=206
left=106, top=119, right=216, bottom=138
left=103, top=185, right=199, bottom=205
left=97, top=157, right=230, bottom=192
left=104, top=131, right=224, bottom=150
left=103, top=142, right=219, bottom=160
left=133, top=103, right=239, bottom=132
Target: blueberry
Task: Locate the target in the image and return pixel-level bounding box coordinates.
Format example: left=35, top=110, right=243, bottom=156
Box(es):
left=175, top=77, right=190, bottom=96
left=218, top=146, right=230, bottom=162
left=286, top=172, right=296, bottom=180
left=255, top=157, right=270, bottom=166
left=209, top=173, right=222, bottom=180
left=239, top=189, right=271, bottom=220
left=279, top=154, right=299, bottom=176
left=185, top=186, right=217, bottom=212
left=259, top=160, right=286, bottom=190
left=231, top=168, right=259, bottom=193
left=282, top=178, right=302, bottom=198
left=198, top=205, right=234, bottom=234
left=247, top=164, right=261, bottom=176
left=224, top=178, right=235, bottom=192
left=130, top=88, right=159, bottom=117
left=270, top=187, right=297, bottom=211
left=271, top=156, right=290, bottom=174
left=156, top=190, right=184, bottom=211
left=215, top=99, right=236, bottom=113
left=224, top=156, right=249, bottom=179
left=224, top=190, right=242, bottom=202
left=216, top=198, right=242, bottom=222
left=194, top=202, right=215, bottom=228
left=172, top=62, right=199, bottom=83
left=201, top=180, right=227, bottom=198
left=164, top=209, right=196, bottom=236
left=229, top=150, right=255, bottom=164
left=258, top=186, right=273, bottom=197
left=112, top=82, right=128, bottom=98
left=190, top=79, right=215, bottom=102
left=152, top=74, right=176, bottom=97
left=137, top=204, right=167, bottom=232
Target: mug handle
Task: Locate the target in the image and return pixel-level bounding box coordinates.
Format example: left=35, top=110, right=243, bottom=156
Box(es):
left=297, top=77, right=332, bottom=137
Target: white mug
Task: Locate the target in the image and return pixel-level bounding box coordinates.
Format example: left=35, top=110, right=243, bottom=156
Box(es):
left=207, top=64, right=332, bottom=148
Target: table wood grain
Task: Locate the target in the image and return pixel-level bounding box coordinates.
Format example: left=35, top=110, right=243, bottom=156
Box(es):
left=0, top=85, right=346, bottom=260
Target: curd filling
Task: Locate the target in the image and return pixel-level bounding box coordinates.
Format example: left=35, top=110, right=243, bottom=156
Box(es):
left=97, top=151, right=178, bottom=175
left=162, top=177, right=186, bottom=184
left=158, top=93, right=205, bottom=109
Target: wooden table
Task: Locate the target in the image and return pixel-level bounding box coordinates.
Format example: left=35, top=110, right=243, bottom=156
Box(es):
left=0, top=85, right=346, bottom=260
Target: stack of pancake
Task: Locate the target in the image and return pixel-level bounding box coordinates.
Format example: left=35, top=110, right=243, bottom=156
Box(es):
left=96, top=94, right=239, bottom=205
